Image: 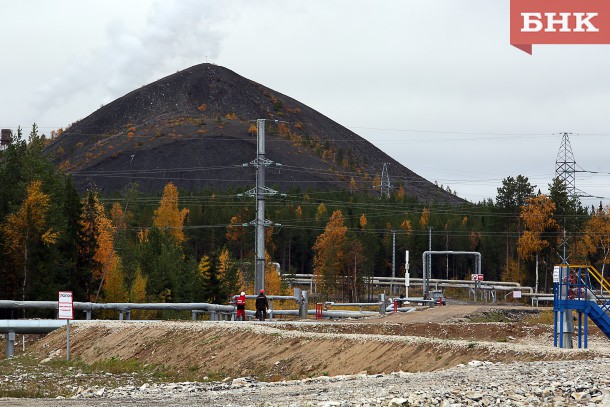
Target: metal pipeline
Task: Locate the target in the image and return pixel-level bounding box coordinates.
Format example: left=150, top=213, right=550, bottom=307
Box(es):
left=306, top=309, right=378, bottom=318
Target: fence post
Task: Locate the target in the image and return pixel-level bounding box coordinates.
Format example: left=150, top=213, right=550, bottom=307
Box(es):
left=6, top=331, right=15, bottom=358
left=300, top=290, right=308, bottom=319
left=379, top=293, right=386, bottom=315
left=269, top=299, right=273, bottom=320
left=315, top=303, right=323, bottom=320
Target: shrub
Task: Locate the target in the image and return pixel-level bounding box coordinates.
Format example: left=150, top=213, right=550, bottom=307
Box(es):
left=272, top=98, right=283, bottom=111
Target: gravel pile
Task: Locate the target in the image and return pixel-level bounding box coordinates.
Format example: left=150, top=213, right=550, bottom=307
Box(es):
left=67, top=320, right=610, bottom=358
left=28, top=358, right=607, bottom=406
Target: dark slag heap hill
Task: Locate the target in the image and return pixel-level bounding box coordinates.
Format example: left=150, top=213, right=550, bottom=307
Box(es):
left=46, top=63, right=463, bottom=204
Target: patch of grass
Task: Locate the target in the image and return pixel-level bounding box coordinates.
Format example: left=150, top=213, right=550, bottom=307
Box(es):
left=0, top=388, right=46, bottom=398
left=525, top=309, right=554, bottom=325
left=90, top=356, right=146, bottom=374
left=0, top=354, right=163, bottom=398
left=0, top=354, right=43, bottom=371
left=204, top=371, right=228, bottom=382
left=45, top=357, right=87, bottom=370
left=45, top=355, right=168, bottom=377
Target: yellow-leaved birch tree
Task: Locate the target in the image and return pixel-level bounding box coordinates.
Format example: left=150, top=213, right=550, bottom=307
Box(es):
left=516, top=194, right=558, bottom=288
left=574, top=205, right=610, bottom=288
left=2, top=180, right=59, bottom=301
left=517, top=195, right=558, bottom=260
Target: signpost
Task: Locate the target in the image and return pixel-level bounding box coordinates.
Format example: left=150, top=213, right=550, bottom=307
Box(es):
left=58, top=291, right=73, bottom=361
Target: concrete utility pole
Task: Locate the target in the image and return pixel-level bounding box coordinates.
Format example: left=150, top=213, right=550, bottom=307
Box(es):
left=391, top=230, right=396, bottom=295
left=405, top=250, right=410, bottom=298
left=255, top=119, right=267, bottom=293
left=425, top=226, right=432, bottom=299
left=240, top=119, right=283, bottom=293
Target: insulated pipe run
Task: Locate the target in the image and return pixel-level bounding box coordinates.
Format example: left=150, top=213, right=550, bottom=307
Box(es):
left=422, top=251, right=482, bottom=298
left=287, top=276, right=533, bottom=294
left=306, top=310, right=378, bottom=318
left=0, top=295, right=307, bottom=321
left=0, top=301, right=236, bottom=320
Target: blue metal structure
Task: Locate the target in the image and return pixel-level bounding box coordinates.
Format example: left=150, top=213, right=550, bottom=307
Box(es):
left=553, top=265, right=610, bottom=348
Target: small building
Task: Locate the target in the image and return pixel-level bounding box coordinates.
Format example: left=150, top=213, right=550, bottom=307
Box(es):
left=0, top=129, right=12, bottom=150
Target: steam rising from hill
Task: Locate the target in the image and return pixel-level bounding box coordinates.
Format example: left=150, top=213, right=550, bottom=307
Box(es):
left=35, top=0, right=226, bottom=121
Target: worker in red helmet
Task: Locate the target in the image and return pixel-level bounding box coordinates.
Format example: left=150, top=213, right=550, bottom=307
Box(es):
left=255, top=289, right=269, bottom=321
left=236, top=291, right=247, bottom=321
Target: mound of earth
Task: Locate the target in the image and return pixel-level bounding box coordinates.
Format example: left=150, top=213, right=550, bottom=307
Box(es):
left=44, top=63, right=464, bottom=204
left=27, top=305, right=608, bottom=382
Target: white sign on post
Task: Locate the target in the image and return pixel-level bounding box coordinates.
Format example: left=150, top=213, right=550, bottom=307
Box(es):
left=58, top=291, right=73, bottom=361
left=553, top=266, right=560, bottom=283
left=58, top=291, right=74, bottom=320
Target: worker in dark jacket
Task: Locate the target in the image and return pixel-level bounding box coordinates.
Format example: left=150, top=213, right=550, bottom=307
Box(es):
left=255, top=289, right=269, bottom=321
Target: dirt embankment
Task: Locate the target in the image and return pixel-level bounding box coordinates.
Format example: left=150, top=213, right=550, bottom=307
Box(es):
left=28, top=305, right=608, bottom=382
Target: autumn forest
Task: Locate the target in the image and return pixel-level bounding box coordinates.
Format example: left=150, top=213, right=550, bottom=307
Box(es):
left=1, top=126, right=609, bottom=316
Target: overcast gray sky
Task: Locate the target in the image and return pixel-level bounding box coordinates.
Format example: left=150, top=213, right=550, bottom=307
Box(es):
left=1, top=0, right=609, bottom=206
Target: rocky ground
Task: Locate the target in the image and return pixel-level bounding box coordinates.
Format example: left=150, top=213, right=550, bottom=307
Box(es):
left=1, top=358, right=609, bottom=406
left=1, top=305, right=609, bottom=406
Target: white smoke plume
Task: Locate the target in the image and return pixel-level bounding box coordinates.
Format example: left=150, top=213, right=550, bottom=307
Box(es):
left=34, top=0, right=227, bottom=124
